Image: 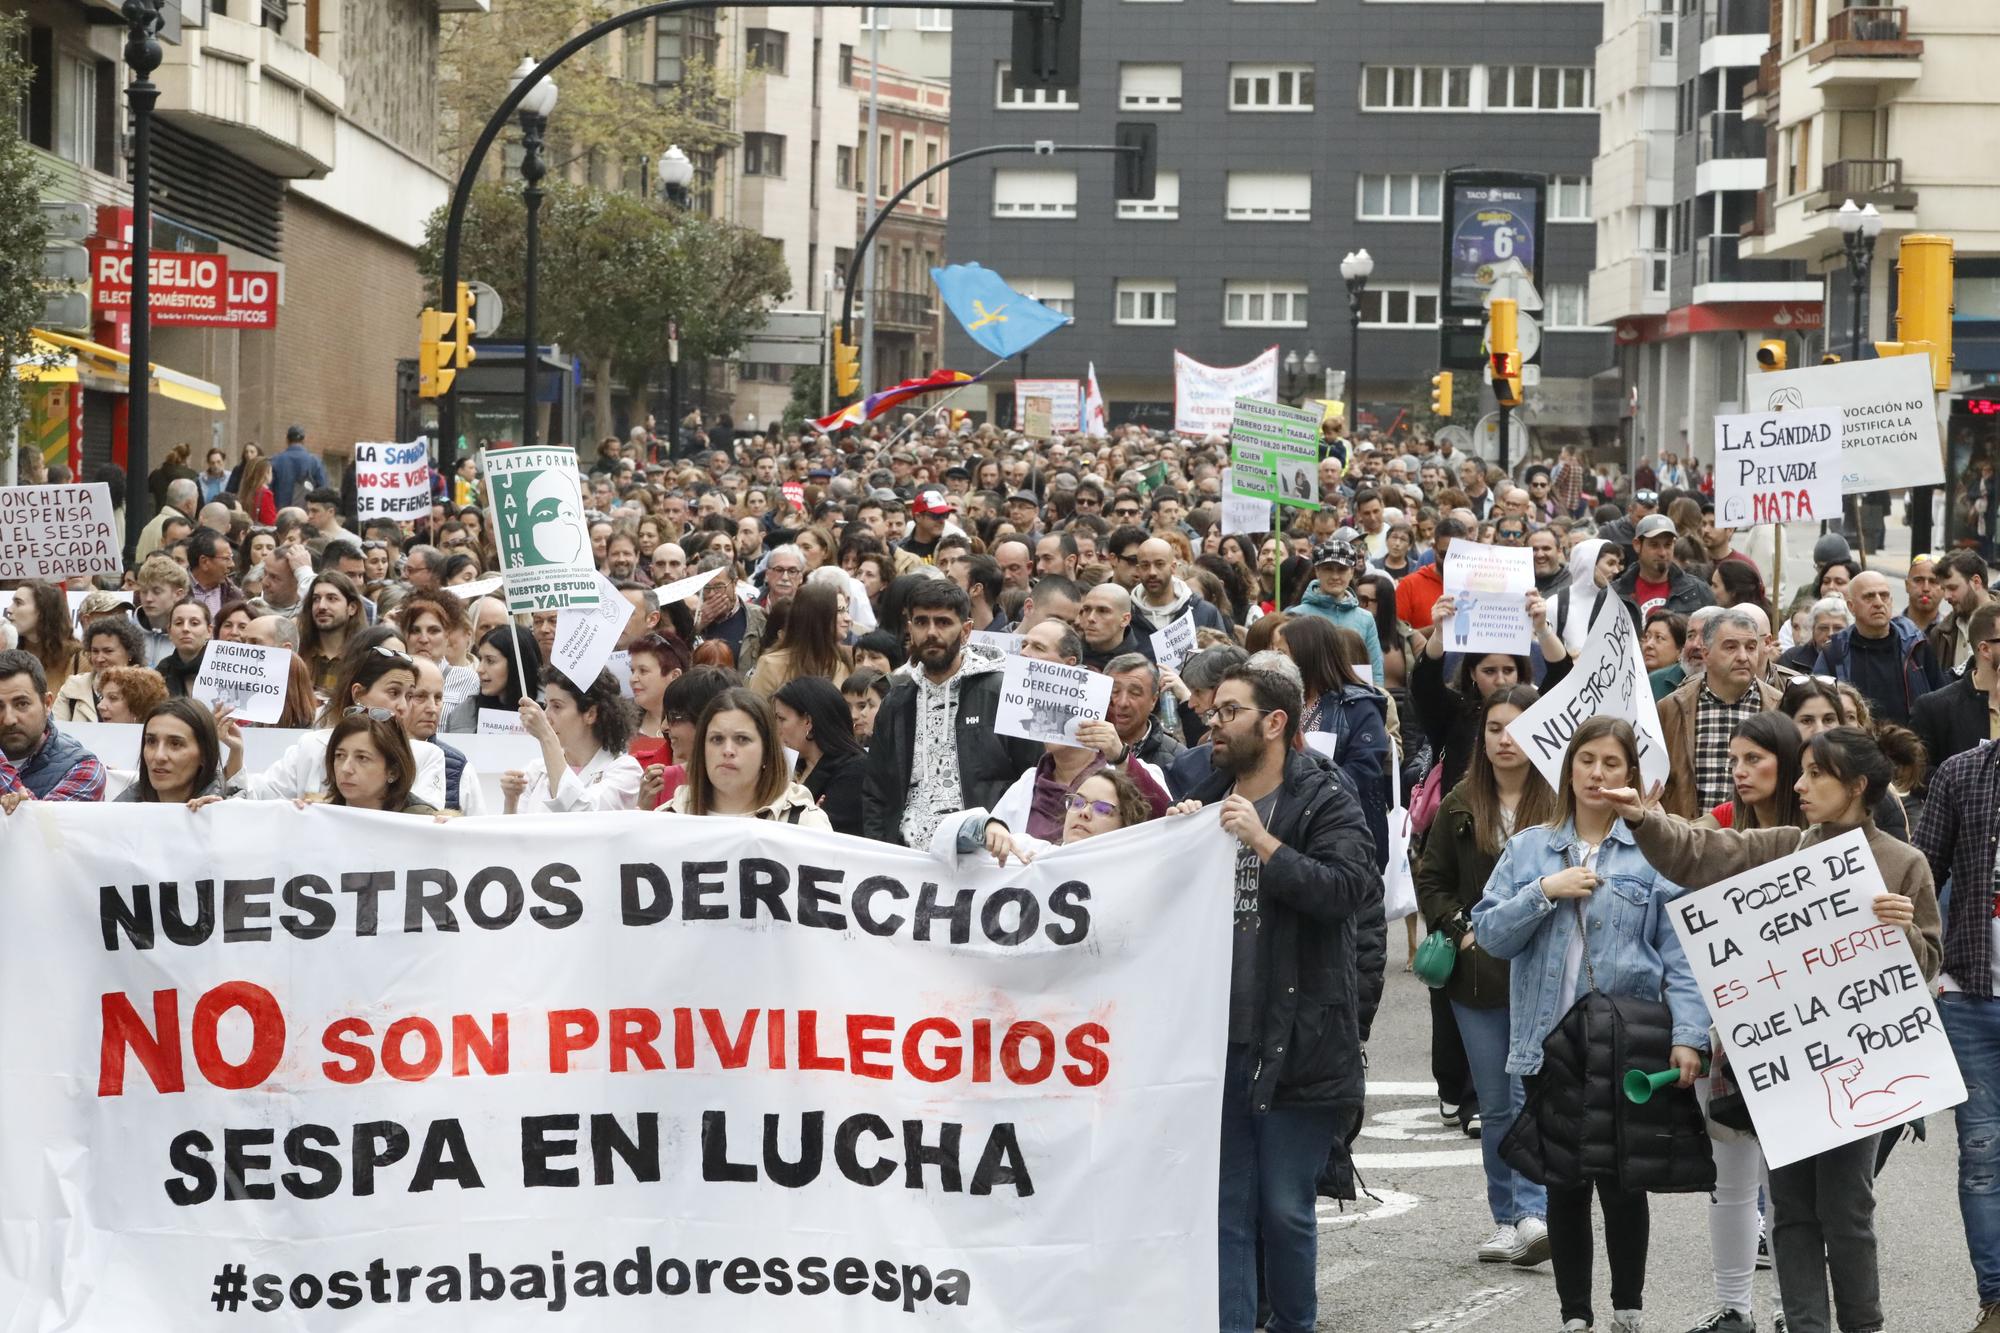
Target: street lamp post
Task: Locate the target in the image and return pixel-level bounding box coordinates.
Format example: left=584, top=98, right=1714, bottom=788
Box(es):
left=119, top=0, right=163, bottom=570
left=1835, top=198, right=1882, bottom=546
left=657, top=145, right=694, bottom=459
left=1280, top=349, right=1321, bottom=407
left=1340, top=249, right=1373, bottom=438
left=509, top=57, right=558, bottom=450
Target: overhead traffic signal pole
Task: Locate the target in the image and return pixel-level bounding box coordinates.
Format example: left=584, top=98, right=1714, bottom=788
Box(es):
left=431, top=0, right=1062, bottom=460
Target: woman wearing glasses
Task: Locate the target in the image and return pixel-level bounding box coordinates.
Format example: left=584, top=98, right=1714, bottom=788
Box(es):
left=939, top=766, right=1156, bottom=864
left=240, top=644, right=448, bottom=805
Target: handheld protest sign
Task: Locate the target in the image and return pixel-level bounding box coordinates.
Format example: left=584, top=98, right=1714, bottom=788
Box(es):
left=482, top=447, right=600, bottom=614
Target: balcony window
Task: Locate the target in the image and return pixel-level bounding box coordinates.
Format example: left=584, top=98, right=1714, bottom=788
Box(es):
left=1357, top=285, right=1440, bottom=327
left=743, top=132, right=786, bottom=178
left=1357, top=173, right=1441, bottom=220
left=1360, top=65, right=1472, bottom=110
left=1228, top=172, right=1312, bottom=221
left=745, top=28, right=788, bottom=74
left=1117, top=170, right=1180, bottom=220
left=1116, top=280, right=1177, bottom=325
left=1231, top=64, right=1315, bottom=111
left=993, top=168, right=1078, bottom=218
left=996, top=62, right=1079, bottom=109
left=656, top=14, right=718, bottom=86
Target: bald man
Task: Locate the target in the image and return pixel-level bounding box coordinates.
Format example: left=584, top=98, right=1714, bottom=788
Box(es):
left=1812, top=569, right=1944, bottom=724
left=1130, top=537, right=1229, bottom=636
left=1078, top=582, right=1147, bottom=670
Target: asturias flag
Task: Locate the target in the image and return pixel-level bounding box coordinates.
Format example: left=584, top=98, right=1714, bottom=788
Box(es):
left=930, top=263, right=1071, bottom=359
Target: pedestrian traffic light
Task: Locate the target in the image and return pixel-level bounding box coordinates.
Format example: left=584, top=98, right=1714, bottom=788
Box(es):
left=1875, top=234, right=1954, bottom=390
left=833, top=329, right=860, bottom=398
left=1488, top=299, right=1521, bottom=408
left=1113, top=122, right=1157, bottom=202
left=418, top=307, right=456, bottom=398
left=1011, top=0, right=1081, bottom=92
left=1430, top=371, right=1453, bottom=418
left=449, top=281, right=478, bottom=375
left=1756, top=340, right=1787, bottom=372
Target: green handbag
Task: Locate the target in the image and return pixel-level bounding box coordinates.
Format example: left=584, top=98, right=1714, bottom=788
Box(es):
left=1413, top=928, right=1458, bottom=989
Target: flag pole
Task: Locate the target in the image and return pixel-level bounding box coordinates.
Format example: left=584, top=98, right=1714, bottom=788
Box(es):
left=874, top=355, right=1014, bottom=452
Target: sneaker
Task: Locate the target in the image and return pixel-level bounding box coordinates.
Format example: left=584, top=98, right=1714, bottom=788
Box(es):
left=1684, top=1311, right=1754, bottom=1333
left=1477, top=1224, right=1518, bottom=1263
left=1971, top=1302, right=2000, bottom=1333
left=1609, top=1312, right=1644, bottom=1333
left=1772, top=1317, right=1786, bottom=1333
left=1441, top=1099, right=1460, bottom=1124
left=1562, top=1322, right=1593, bottom=1333
left=1465, top=1111, right=1483, bottom=1138
left=1756, top=1231, right=1774, bottom=1270
left=1511, top=1216, right=1551, bottom=1267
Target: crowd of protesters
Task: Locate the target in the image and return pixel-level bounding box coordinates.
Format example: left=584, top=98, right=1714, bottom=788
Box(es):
left=1, top=411, right=1994, bottom=1333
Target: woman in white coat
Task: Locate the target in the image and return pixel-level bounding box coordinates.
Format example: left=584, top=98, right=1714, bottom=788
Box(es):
left=501, top=669, right=643, bottom=813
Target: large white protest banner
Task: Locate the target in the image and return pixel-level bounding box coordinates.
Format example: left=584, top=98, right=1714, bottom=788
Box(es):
left=0, top=804, right=1231, bottom=1330
left=1229, top=399, right=1321, bottom=510
left=1440, top=539, right=1535, bottom=654
left=1745, top=355, right=1942, bottom=495
left=354, top=439, right=433, bottom=522
left=551, top=573, right=631, bottom=691
left=995, top=654, right=1113, bottom=748
left=189, top=640, right=292, bottom=724
left=1173, top=347, right=1278, bottom=436
left=483, top=447, right=599, bottom=613
left=0, top=482, right=120, bottom=580
left=1505, top=602, right=1668, bottom=790
left=1668, top=828, right=1964, bottom=1169
left=1713, top=407, right=1841, bottom=528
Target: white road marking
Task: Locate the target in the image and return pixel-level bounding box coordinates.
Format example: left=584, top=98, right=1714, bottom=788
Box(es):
left=1362, top=1106, right=1473, bottom=1142
left=1396, top=1284, right=1528, bottom=1331
left=1353, top=1147, right=1487, bottom=1168
left=1316, top=1188, right=1423, bottom=1228
left=1366, top=1080, right=1441, bottom=1098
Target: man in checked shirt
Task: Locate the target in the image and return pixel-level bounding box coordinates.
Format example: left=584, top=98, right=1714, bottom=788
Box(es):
left=1654, top=607, right=1782, bottom=820
left=0, top=649, right=106, bottom=811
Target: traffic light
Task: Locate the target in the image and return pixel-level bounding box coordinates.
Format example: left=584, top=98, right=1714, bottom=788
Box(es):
left=1113, top=122, right=1157, bottom=202
left=1820, top=352, right=1843, bottom=365
left=832, top=329, right=860, bottom=398
left=1011, top=0, right=1081, bottom=92
left=1488, top=298, right=1521, bottom=408
left=1756, top=340, right=1787, bottom=372
left=1876, top=234, right=1954, bottom=390
left=449, top=281, right=478, bottom=375
left=418, top=307, right=456, bottom=398
left=1429, top=371, right=1453, bottom=418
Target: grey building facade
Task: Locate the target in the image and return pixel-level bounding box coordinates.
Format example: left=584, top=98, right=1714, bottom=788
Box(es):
left=945, top=0, right=1616, bottom=442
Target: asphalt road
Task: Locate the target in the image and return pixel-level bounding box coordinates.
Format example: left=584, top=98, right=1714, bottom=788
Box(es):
left=1307, top=959, right=1980, bottom=1333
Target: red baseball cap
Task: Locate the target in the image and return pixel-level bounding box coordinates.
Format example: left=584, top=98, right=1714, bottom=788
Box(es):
left=913, top=489, right=955, bottom=516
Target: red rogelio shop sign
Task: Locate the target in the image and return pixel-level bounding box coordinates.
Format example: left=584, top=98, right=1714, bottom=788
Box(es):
left=88, top=246, right=279, bottom=329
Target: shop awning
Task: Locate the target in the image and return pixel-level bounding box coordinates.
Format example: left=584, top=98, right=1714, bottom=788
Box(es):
left=14, top=328, right=228, bottom=412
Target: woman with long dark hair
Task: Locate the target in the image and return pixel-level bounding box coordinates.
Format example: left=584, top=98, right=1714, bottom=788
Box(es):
left=117, top=698, right=234, bottom=805
left=772, top=675, right=867, bottom=835
left=501, top=669, right=642, bottom=812
left=1417, top=683, right=1556, bottom=1266
left=444, top=626, right=541, bottom=732
left=1608, top=727, right=1941, bottom=1333
left=1697, top=710, right=1803, bottom=830
left=7, top=581, right=80, bottom=694
left=663, top=687, right=830, bottom=826
left=1474, top=717, right=1711, bottom=1333
left=243, top=644, right=445, bottom=805
left=237, top=453, right=277, bottom=526
left=1356, top=571, right=1418, bottom=690
left=1710, top=559, right=1773, bottom=626
left=748, top=582, right=851, bottom=696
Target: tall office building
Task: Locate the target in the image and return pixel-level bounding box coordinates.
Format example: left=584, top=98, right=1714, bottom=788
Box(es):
left=944, top=0, right=1616, bottom=449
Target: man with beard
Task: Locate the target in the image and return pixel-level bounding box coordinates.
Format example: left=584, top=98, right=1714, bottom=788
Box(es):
left=1173, top=663, right=1381, bottom=1333
left=297, top=570, right=363, bottom=692
left=0, top=651, right=105, bottom=807
left=1132, top=538, right=1230, bottom=636
left=862, top=580, right=1041, bottom=846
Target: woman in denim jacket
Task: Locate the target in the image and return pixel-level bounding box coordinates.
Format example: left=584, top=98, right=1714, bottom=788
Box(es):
left=1473, top=716, right=1710, bottom=1333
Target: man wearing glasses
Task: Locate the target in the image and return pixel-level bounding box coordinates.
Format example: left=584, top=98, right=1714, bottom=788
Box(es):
left=1173, top=664, right=1382, bottom=1333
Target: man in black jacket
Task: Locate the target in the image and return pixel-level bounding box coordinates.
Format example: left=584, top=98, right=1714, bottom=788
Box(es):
left=1911, top=600, right=2000, bottom=781
left=862, top=579, right=1041, bottom=846
left=1179, top=663, right=1383, bottom=1333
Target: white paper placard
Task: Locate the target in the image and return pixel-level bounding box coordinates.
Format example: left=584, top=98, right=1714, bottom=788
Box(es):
left=969, top=630, right=1024, bottom=657
left=654, top=565, right=727, bottom=607
left=995, top=654, right=1113, bottom=749
left=1713, top=407, right=1841, bottom=528
left=477, top=707, right=527, bottom=736
left=1744, top=354, right=1943, bottom=495
left=1149, top=610, right=1198, bottom=671
left=1505, top=600, right=1669, bottom=790
left=443, top=576, right=504, bottom=600
left=1441, top=539, right=1535, bottom=654
left=353, top=439, right=432, bottom=522
left=0, top=483, right=121, bottom=580
left=189, top=641, right=292, bottom=725
left=551, top=574, right=631, bottom=692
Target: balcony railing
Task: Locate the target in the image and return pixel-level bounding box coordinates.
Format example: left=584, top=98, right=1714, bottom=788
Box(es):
left=872, top=289, right=935, bottom=328
left=1822, top=157, right=1908, bottom=202
left=1740, top=189, right=1771, bottom=238
left=1702, top=0, right=1769, bottom=41
left=1699, top=109, right=1767, bottom=163
left=1749, top=46, right=1780, bottom=104
left=1824, top=6, right=1908, bottom=43
left=1697, top=233, right=1809, bottom=286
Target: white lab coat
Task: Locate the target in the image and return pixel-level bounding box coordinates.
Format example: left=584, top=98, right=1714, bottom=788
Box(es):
left=243, top=729, right=448, bottom=808
left=511, top=747, right=643, bottom=813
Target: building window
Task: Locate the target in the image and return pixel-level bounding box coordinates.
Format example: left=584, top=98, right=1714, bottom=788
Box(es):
left=996, top=62, right=1079, bottom=108
left=1225, top=280, right=1309, bottom=327
left=901, top=134, right=915, bottom=187
left=745, top=28, right=788, bottom=73
left=56, top=56, right=96, bottom=169
left=1546, top=283, right=1595, bottom=329
left=1230, top=64, right=1315, bottom=111
left=1226, top=172, right=1312, bottom=221
left=835, top=145, right=855, bottom=190
left=924, top=141, right=940, bottom=203
left=993, top=168, right=1078, bottom=218
left=1119, top=63, right=1183, bottom=111
left=655, top=14, right=718, bottom=86
left=1550, top=174, right=1591, bottom=221
left=1016, top=278, right=1077, bottom=316
left=1116, top=279, right=1177, bottom=325
left=623, top=27, right=649, bottom=82
left=1657, top=17, right=1676, bottom=56
left=1486, top=65, right=1593, bottom=111
left=743, top=132, right=786, bottom=178
left=838, top=44, right=853, bottom=86
left=916, top=7, right=952, bottom=28
left=1117, top=170, right=1180, bottom=220
left=1358, top=285, right=1441, bottom=327
left=1360, top=64, right=1473, bottom=111
left=859, top=5, right=883, bottom=27
left=1356, top=172, right=1442, bottom=219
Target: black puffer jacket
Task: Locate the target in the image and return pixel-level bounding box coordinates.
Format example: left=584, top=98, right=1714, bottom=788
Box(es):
left=1500, top=990, right=1715, bottom=1194
left=1187, top=748, right=1385, bottom=1110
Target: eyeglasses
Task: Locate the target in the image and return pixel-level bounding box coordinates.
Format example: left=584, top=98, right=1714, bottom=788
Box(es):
left=344, top=706, right=396, bottom=722
left=1113, top=506, right=1141, bottom=517
left=1066, top=794, right=1118, bottom=818
left=370, top=646, right=415, bottom=667
left=1201, top=702, right=1269, bottom=726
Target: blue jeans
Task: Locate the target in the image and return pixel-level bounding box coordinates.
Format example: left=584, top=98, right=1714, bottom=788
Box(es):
left=1218, top=1043, right=1342, bottom=1333
left=1940, top=990, right=2000, bottom=1304
left=1453, top=1000, right=1547, bottom=1226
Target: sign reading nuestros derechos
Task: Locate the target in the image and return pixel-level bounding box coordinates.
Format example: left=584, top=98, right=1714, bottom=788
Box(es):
left=0, top=804, right=1231, bottom=1330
